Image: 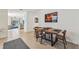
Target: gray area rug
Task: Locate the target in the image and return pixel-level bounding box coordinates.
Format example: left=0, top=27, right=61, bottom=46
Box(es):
left=41, top=39, right=79, bottom=49
left=54, top=40, right=79, bottom=49
left=3, top=38, right=30, bottom=49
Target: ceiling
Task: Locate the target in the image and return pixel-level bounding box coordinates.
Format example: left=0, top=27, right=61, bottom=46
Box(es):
left=8, top=9, right=43, bottom=17
left=8, top=9, right=42, bottom=13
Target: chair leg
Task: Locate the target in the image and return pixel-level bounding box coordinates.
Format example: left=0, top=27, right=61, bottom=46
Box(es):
left=63, top=39, right=67, bottom=49
left=54, top=36, right=58, bottom=44
left=36, top=38, right=38, bottom=41
left=40, top=38, right=42, bottom=44
left=65, top=38, right=67, bottom=45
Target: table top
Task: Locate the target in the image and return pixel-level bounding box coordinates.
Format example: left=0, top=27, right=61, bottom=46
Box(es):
left=34, top=27, right=62, bottom=34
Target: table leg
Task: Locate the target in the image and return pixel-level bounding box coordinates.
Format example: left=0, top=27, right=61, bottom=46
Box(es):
left=51, top=33, right=54, bottom=46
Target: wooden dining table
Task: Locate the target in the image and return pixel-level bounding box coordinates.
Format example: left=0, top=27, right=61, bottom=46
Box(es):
left=34, top=27, right=62, bottom=46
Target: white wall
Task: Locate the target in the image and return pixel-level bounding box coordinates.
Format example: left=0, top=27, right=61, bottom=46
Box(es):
left=27, top=9, right=79, bottom=45
left=0, top=9, right=8, bottom=38
left=23, top=12, right=28, bottom=32
left=27, top=11, right=40, bottom=32
left=8, top=16, right=11, bottom=25
left=58, top=10, right=79, bottom=45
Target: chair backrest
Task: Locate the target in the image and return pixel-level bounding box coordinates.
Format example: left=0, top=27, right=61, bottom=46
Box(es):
left=34, top=27, right=42, bottom=33
left=57, top=30, right=66, bottom=40
left=62, top=30, right=66, bottom=39
left=34, top=28, right=43, bottom=38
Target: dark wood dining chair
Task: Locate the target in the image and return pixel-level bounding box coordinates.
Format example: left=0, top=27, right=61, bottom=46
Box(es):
left=34, top=27, right=43, bottom=42
left=34, top=27, right=42, bottom=36
left=34, top=28, right=52, bottom=44
left=55, top=30, right=67, bottom=49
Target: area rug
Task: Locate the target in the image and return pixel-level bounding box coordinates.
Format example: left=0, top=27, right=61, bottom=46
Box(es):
left=41, top=40, right=79, bottom=49
left=3, top=38, right=30, bottom=49
left=54, top=40, right=79, bottom=49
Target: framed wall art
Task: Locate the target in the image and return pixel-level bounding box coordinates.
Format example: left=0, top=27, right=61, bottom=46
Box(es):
left=45, top=12, right=58, bottom=23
